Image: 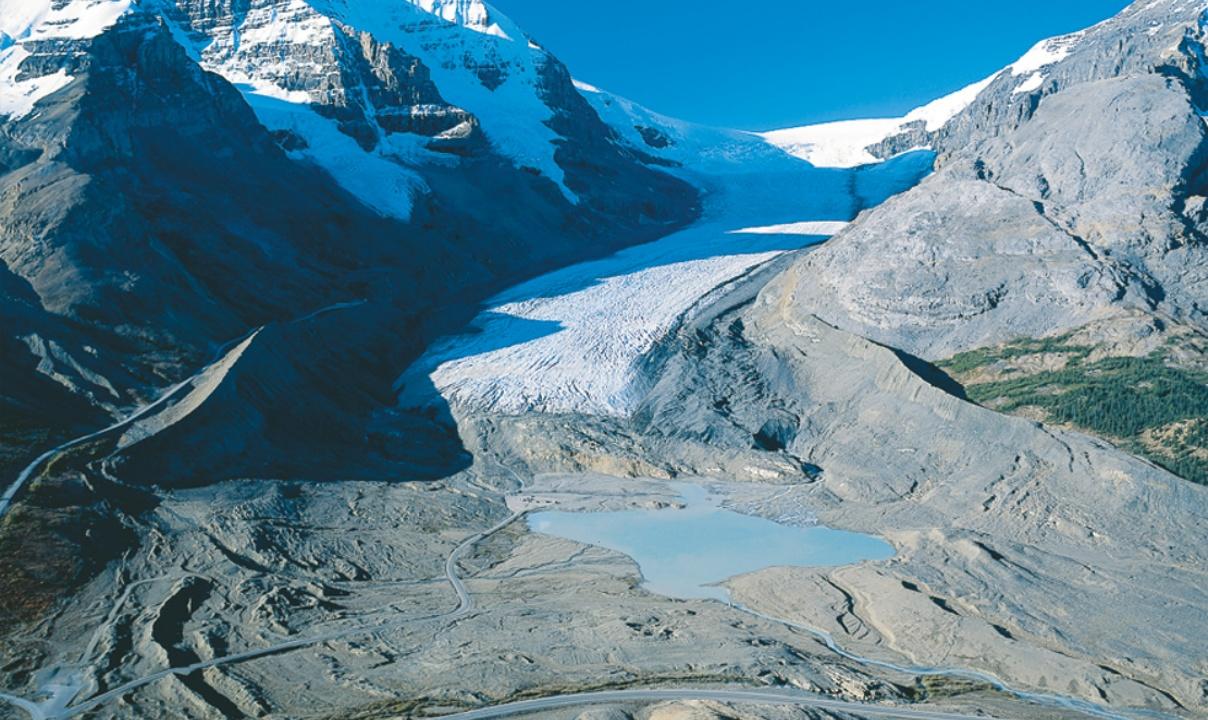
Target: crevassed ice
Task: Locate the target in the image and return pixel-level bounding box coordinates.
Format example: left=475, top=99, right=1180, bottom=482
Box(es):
left=408, top=240, right=794, bottom=416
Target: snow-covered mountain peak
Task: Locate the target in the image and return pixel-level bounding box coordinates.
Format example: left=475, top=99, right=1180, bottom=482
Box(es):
left=299, top=0, right=532, bottom=46
left=76, top=0, right=596, bottom=213
left=287, top=0, right=573, bottom=196
left=404, top=0, right=518, bottom=39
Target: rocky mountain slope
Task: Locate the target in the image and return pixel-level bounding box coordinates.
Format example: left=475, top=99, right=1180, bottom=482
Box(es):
left=0, top=0, right=698, bottom=680
left=0, top=0, right=698, bottom=486
left=736, top=0, right=1208, bottom=490
left=775, top=0, right=1208, bottom=359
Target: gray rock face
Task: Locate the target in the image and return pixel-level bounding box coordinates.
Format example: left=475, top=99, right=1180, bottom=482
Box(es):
left=780, top=0, right=1208, bottom=359
left=319, top=23, right=477, bottom=146
left=0, top=264, right=112, bottom=440
left=3, top=16, right=328, bottom=345
left=166, top=0, right=478, bottom=151
left=541, top=2, right=1208, bottom=710
left=4, top=3, right=1207, bottom=719
left=766, top=176, right=1140, bottom=357
left=939, top=0, right=1208, bottom=153
left=159, top=0, right=685, bottom=211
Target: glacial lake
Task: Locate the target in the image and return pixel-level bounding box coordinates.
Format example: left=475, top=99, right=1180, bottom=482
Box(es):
left=527, top=484, right=894, bottom=601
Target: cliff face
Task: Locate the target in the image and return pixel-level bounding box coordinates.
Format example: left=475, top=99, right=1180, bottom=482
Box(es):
left=159, top=0, right=693, bottom=217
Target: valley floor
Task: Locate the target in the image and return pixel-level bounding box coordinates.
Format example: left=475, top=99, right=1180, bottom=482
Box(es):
left=0, top=471, right=1115, bottom=720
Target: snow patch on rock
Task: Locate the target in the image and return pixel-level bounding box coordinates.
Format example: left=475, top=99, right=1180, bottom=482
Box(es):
left=906, top=74, right=999, bottom=131
left=1013, top=72, right=1046, bottom=95
left=242, top=88, right=428, bottom=219
left=0, top=46, right=70, bottom=119
left=0, top=0, right=132, bottom=118
left=1, top=0, right=132, bottom=41
left=337, top=0, right=570, bottom=195
left=406, top=0, right=515, bottom=38
left=730, top=221, right=849, bottom=236
left=762, top=30, right=1085, bottom=169
left=761, top=74, right=996, bottom=169
left=169, top=0, right=575, bottom=206
left=1010, top=32, right=1084, bottom=76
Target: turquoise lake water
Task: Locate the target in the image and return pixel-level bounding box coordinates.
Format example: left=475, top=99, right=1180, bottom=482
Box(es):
left=527, top=484, right=895, bottom=601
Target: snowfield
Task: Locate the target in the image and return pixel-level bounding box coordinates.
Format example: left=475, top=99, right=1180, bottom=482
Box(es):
left=182, top=0, right=578, bottom=213
left=0, top=46, right=70, bottom=119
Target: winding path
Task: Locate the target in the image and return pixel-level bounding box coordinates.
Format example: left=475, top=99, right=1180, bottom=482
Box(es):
left=730, top=604, right=1136, bottom=720
left=0, top=290, right=1164, bottom=720
left=0, top=356, right=238, bottom=519
left=433, top=688, right=999, bottom=720
left=1, top=442, right=1143, bottom=720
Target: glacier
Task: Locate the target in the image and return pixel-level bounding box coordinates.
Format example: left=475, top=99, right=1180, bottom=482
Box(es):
left=398, top=102, right=936, bottom=416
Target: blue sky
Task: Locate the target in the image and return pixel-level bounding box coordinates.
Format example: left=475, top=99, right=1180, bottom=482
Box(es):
left=491, top=0, right=1132, bottom=130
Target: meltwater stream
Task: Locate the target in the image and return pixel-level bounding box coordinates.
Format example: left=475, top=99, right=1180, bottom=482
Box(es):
left=528, top=483, right=893, bottom=601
